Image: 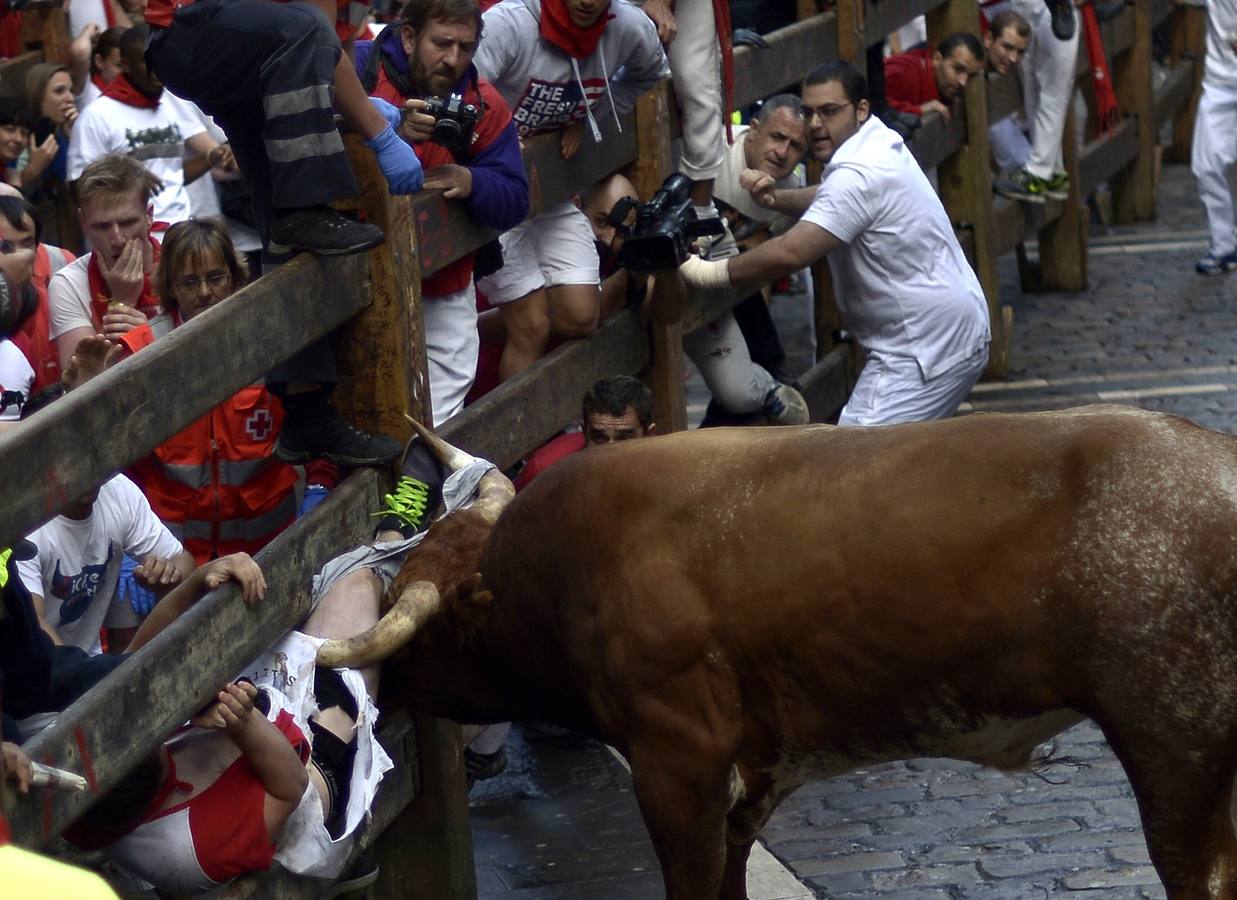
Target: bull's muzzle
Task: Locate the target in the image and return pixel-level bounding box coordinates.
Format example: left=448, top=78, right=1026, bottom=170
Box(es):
left=314, top=419, right=514, bottom=668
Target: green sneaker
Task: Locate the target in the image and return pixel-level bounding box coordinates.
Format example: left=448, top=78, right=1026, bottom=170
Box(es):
left=373, top=475, right=439, bottom=538
left=1044, top=171, right=1070, bottom=201
left=994, top=168, right=1048, bottom=204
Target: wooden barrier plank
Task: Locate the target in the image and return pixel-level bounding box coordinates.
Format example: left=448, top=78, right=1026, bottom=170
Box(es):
left=439, top=308, right=650, bottom=470
left=799, top=341, right=857, bottom=422
left=416, top=114, right=637, bottom=279
left=1154, top=58, right=1196, bottom=127
left=991, top=196, right=1066, bottom=259
left=0, top=253, right=369, bottom=554
left=864, top=0, right=951, bottom=49
left=8, top=471, right=384, bottom=845
left=730, top=14, right=840, bottom=109
left=19, top=1, right=68, bottom=64
left=0, top=50, right=41, bottom=100
left=1078, top=117, right=1140, bottom=197
left=907, top=111, right=966, bottom=171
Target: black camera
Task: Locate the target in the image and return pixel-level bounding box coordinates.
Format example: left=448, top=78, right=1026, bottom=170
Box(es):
left=424, top=93, right=479, bottom=157
left=618, top=174, right=725, bottom=272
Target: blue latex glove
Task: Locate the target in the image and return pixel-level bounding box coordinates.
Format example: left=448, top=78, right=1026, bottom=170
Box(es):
left=118, top=553, right=158, bottom=616
left=369, top=96, right=403, bottom=131
left=365, top=124, right=424, bottom=195
left=299, top=483, right=330, bottom=517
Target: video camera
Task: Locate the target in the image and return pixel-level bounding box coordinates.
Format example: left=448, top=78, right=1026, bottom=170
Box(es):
left=424, top=93, right=480, bottom=157
left=618, top=173, right=724, bottom=272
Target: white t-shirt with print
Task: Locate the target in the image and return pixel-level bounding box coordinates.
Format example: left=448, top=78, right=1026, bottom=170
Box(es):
left=17, top=474, right=184, bottom=654
left=0, top=338, right=34, bottom=420
left=801, top=115, right=990, bottom=381
left=67, top=92, right=205, bottom=227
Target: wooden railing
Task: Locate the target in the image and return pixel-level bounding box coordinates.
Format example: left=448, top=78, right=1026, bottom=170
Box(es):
left=0, top=1, right=1202, bottom=896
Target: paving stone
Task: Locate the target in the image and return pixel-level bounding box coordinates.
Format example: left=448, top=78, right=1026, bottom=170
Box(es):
left=1062, top=865, right=1165, bottom=891
left=977, top=849, right=1108, bottom=878
left=788, top=851, right=906, bottom=877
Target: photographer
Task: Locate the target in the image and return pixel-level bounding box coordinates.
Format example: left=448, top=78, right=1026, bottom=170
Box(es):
left=356, top=0, right=528, bottom=424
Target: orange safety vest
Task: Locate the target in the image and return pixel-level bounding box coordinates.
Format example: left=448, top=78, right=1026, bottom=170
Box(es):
left=132, top=386, right=298, bottom=565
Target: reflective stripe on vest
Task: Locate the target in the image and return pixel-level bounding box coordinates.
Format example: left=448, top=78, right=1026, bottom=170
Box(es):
left=154, top=456, right=278, bottom=491
left=164, top=492, right=296, bottom=545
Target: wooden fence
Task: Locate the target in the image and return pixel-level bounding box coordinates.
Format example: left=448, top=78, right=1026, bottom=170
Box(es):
left=0, top=1, right=1202, bottom=896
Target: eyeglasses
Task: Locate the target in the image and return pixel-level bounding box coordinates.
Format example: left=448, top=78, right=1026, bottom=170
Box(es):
left=804, top=101, right=853, bottom=122
left=176, top=270, right=231, bottom=292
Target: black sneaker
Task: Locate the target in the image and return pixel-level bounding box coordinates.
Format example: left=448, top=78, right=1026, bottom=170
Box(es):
left=268, top=207, right=384, bottom=257
left=1045, top=0, right=1076, bottom=41
left=372, top=475, right=442, bottom=538
left=275, top=405, right=402, bottom=467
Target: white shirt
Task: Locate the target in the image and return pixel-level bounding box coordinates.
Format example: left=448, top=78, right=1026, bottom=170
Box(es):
left=67, top=91, right=205, bottom=227
left=801, top=115, right=990, bottom=380
left=17, top=474, right=184, bottom=654
left=46, top=253, right=94, bottom=342
left=713, top=125, right=797, bottom=235
left=76, top=79, right=103, bottom=113
left=0, top=338, right=34, bottom=420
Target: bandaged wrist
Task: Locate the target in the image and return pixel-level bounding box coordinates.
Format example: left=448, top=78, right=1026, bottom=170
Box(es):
left=679, top=254, right=732, bottom=289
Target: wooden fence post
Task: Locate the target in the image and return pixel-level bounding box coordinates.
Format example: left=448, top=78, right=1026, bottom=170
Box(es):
left=1111, top=0, right=1157, bottom=222
left=1038, top=99, right=1088, bottom=290
left=630, top=82, right=688, bottom=433
left=339, top=138, right=477, bottom=899
left=20, top=2, right=69, bottom=65
left=926, top=0, right=1012, bottom=377
left=1166, top=1, right=1205, bottom=164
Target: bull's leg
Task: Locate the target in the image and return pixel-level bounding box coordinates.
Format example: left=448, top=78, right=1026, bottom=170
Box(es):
left=718, top=783, right=779, bottom=900
left=628, top=743, right=734, bottom=899
left=1102, top=724, right=1237, bottom=899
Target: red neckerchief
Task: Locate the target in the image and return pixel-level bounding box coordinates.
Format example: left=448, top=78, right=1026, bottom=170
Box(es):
left=540, top=0, right=614, bottom=60
left=102, top=73, right=160, bottom=110
left=87, top=237, right=163, bottom=326
left=1082, top=2, right=1120, bottom=136
left=91, top=72, right=108, bottom=93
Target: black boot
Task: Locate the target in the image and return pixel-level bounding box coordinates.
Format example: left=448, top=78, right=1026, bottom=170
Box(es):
left=274, top=389, right=402, bottom=466
left=268, top=206, right=384, bottom=257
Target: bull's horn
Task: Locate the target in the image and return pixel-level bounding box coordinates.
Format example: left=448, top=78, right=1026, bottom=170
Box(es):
left=405, top=415, right=477, bottom=471
left=316, top=580, right=441, bottom=668
left=473, top=469, right=515, bottom=525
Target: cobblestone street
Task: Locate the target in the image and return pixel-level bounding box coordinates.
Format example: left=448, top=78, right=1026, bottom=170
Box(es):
left=471, top=163, right=1235, bottom=899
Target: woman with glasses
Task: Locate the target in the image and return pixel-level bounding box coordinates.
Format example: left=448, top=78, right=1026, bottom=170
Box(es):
left=85, top=218, right=301, bottom=567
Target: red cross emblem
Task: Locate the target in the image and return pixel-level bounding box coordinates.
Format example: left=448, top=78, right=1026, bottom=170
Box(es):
left=246, top=409, right=273, bottom=441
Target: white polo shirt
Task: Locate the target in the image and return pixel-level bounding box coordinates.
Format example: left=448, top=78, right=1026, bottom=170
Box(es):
left=801, top=115, right=990, bottom=381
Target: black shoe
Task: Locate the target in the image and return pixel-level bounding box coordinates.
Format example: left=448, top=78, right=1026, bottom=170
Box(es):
left=326, top=850, right=379, bottom=899
left=269, top=207, right=384, bottom=257
left=465, top=746, right=508, bottom=789
left=877, top=108, right=921, bottom=141
left=275, top=404, right=402, bottom=467
left=1045, top=0, right=1076, bottom=40
left=372, top=441, right=446, bottom=537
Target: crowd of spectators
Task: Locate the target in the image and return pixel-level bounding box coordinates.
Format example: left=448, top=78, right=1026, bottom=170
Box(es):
left=0, top=0, right=1155, bottom=892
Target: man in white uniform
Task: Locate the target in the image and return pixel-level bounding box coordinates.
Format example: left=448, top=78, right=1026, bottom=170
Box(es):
left=1192, top=0, right=1237, bottom=274
left=680, top=61, right=990, bottom=425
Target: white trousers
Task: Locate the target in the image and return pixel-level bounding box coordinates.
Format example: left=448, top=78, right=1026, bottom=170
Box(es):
left=684, top=311, right=776, bottom=414
left=838, top=344, right=988, bottom=426
left=1012, top=0, right=1080, bottom=179
left=1192, top=80, right=1237, bottom=258
left=423, top=283, right=480, bottom=427
left=667, top=0, right=725, bottom=181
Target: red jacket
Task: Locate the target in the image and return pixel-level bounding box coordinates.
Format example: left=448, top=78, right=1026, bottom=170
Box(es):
left=884, top=48, right=940, bottom=116
left=126, top=317, right=297, bottom=564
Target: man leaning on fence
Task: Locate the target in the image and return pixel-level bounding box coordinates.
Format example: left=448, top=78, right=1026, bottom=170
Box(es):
left=680, top=61, right=990, bottom=426
left=355, top=0, right=529, bottom=425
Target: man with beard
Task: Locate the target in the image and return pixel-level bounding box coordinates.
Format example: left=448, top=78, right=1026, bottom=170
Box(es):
left=883, top=31, right=985, bottom=123
left=680, top=61, right=990, bottom=426
left=355, top=0, right=528, bottom=425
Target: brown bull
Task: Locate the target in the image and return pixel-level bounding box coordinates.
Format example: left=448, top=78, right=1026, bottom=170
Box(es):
left=320, top=405, right=1237, bottom=900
